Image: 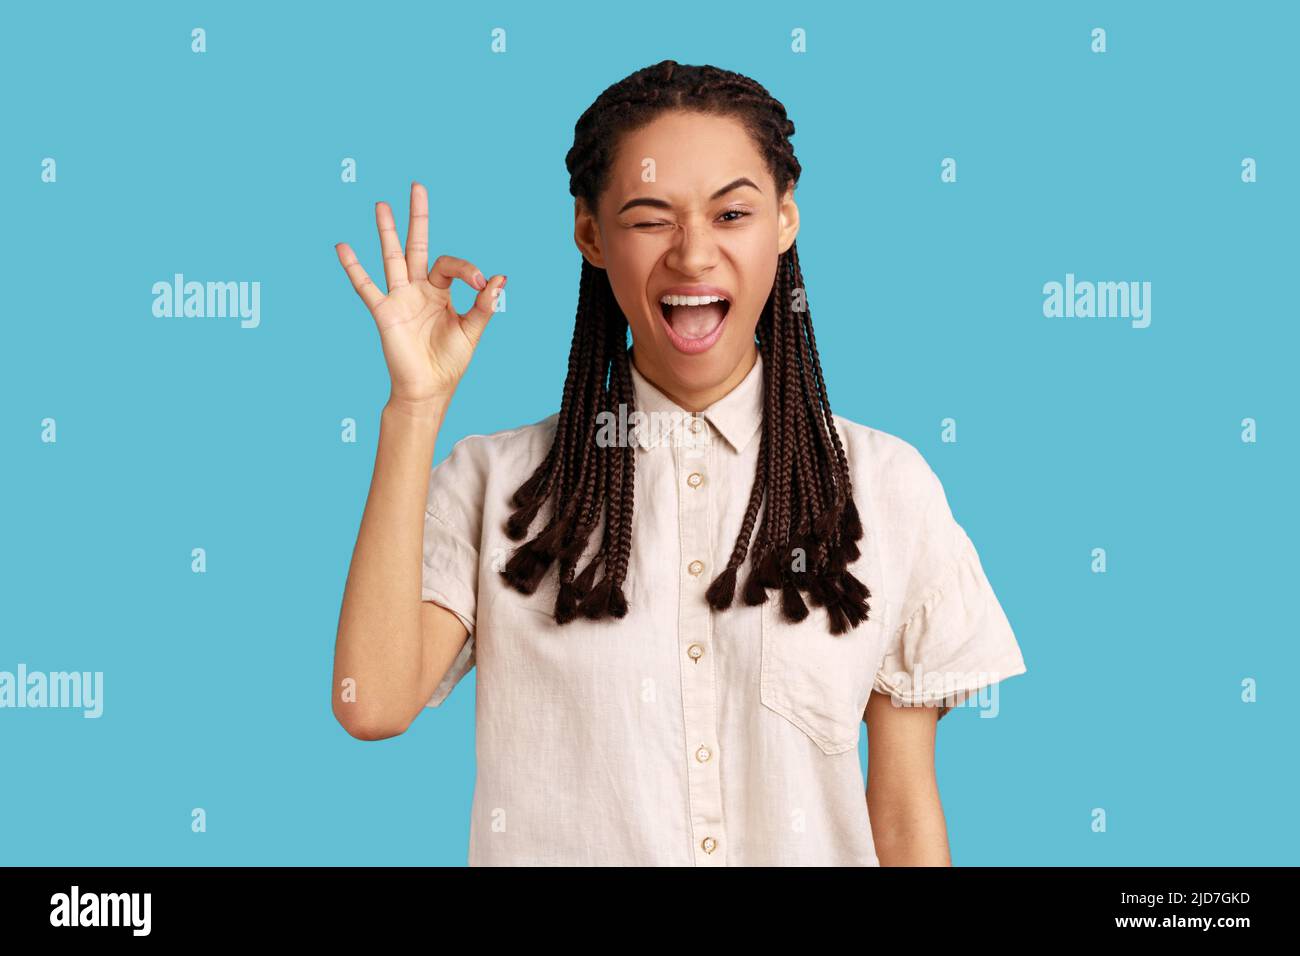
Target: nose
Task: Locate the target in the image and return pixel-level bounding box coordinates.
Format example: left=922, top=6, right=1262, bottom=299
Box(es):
left=663, top=215, right=720, bottom=276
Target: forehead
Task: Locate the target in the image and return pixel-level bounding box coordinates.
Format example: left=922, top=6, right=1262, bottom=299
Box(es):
left=604, top=111, right=771, bottom=208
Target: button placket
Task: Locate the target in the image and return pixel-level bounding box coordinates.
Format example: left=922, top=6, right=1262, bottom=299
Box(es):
left=677, top=412, right=726, bottom=865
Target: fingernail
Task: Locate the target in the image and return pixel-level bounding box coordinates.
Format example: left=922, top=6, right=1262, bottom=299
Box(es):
left=473, top=272, right=486, bottom=290
left=501, top=275, right=508, bottom=287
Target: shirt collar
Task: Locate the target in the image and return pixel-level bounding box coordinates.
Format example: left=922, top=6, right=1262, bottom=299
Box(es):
left=627, top=347, right=764, bottom=454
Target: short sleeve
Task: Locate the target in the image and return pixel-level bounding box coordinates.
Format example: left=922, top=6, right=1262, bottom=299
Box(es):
left=871, top=451, right=1027, bottom=720
left=422, top=435, right=485, bottom=708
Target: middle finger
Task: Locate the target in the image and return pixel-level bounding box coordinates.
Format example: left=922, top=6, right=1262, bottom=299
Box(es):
left=406, top=182, right=430, bottom=280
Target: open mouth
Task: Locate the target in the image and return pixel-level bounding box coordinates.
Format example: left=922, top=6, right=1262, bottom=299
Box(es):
left=657, top=295, right=730, bottom=354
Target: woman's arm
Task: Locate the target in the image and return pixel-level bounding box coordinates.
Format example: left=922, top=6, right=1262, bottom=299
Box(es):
left=328, top=183, right=505, bottom=741
left=332, top=396, right=467, bottom=740
left=863, top=689, right=952, bottom=865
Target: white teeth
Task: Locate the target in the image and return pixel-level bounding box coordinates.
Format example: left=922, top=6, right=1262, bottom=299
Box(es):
left=659, top=294, right=728, bottom=306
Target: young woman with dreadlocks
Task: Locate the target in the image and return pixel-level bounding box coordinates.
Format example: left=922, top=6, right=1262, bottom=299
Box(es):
left=332, top=60, right=1026, bottom=866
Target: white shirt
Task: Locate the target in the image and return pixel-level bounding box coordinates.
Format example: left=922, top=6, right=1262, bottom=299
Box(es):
left=421, top=348, right=1027, bottom=865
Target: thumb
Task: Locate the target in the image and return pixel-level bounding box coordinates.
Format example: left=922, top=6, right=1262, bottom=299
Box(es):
left=459, top=274, right=507, bottom=345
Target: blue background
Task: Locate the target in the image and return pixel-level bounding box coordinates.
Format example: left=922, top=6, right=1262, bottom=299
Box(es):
left=3, top=0, right=1296, bottom=865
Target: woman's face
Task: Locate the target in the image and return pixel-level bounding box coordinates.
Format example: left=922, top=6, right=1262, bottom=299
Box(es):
left=574, top=109, right=799, bottom=409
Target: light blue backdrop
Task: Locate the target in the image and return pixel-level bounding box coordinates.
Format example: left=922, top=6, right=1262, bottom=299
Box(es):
left=3, top=0, right=1295, bottom=865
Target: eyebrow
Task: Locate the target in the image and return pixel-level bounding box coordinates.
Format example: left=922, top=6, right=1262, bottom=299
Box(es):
left=616, top=177, right=762, bottom=214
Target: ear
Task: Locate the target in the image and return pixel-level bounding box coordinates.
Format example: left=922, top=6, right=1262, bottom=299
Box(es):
left=573, top=197, right=607, bottom=269
left=776, top=184, right=800, bottom=255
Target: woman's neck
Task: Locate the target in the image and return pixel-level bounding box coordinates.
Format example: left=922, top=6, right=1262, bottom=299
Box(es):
left=628, top=343, right=759, bottom=412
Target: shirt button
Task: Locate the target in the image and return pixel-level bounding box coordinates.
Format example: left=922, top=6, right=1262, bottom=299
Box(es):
left=687, top=559, right=704, bottom=576
left=690, top=417, right=704, bottom=434
left=687, top=472, right=704, bottom=488
left=701, top=837, right=718, bottom=854
left=687, top=643, right=705, bottom=661
left=695, top=745, right=712, bottom=763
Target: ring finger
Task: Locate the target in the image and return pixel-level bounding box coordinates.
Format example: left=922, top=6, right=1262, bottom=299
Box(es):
left=374, top=201, right=409, bottom=293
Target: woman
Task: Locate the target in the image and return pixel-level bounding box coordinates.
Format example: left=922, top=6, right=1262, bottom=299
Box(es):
left=331, top=60, right=1027, bottom=866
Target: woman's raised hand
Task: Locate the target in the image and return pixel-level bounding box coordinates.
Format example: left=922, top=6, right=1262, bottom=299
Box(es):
left=335, top=182, right=506, bottom=407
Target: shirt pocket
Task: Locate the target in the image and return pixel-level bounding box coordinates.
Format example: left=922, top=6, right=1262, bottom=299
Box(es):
left=759, top=595, right=879, bottom=755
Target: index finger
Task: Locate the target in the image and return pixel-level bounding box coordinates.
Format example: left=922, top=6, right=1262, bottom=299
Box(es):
left=427, top=254, right=487, bottom=294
